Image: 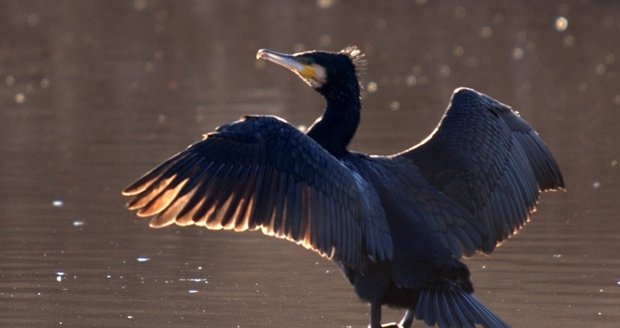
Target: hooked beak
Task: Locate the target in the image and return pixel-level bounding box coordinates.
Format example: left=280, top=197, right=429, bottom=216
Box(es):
left=256, top=49, right=321, bottom=83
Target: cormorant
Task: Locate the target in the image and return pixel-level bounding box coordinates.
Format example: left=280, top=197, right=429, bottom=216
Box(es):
left=122, top=47, right=565, bottom=328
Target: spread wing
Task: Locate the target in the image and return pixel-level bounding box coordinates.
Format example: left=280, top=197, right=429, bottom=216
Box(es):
left=122, top=115, right=393, bottom=268
left=400, top=88, right=565, bottom=256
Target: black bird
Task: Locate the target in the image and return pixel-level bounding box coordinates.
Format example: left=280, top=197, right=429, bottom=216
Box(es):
left=122, top=47, right=565, bottom=328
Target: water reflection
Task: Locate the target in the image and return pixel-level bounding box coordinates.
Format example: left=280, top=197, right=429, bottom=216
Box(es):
left=1, top=1, right=619, bottom=327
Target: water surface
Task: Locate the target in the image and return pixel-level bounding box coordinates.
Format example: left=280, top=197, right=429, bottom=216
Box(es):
left=1, top=1, right=619, bottom=327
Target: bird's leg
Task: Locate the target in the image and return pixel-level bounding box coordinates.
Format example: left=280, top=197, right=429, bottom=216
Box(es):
left=368, top=302, right=403, bottom=328
left=399, top=309, right=415, bottom=328
left=368, top=302, right=382, bottom=328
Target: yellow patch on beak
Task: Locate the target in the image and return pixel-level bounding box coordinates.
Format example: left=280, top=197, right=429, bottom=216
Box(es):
left=299, top=64, right=326, bottom=88
left=299, top=66, right=316, bottom=79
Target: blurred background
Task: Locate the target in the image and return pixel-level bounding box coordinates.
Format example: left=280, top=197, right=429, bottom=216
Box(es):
left=1, top=1, right=618, bottom=327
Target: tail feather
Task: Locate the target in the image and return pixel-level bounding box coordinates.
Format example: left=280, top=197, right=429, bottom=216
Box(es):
left=415, top=288, right=510, bottom=328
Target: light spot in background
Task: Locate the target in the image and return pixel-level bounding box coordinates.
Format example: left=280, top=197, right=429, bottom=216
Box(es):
left=595, top=64, right=606, bottom=75
left=144, top=61, right=154, bottom=73
left=493, top=13, right=504, bottom=25
left=614, top=95, right=620, bottom=106
left=479, top=26, right=492, bottom=39
left=512, top=47, right=524, bottom=60
left=5, top=75, right=15, bottom=86
left=592, top=181, right=601, bottom=189
left=605, top=53, right=615, bottom=65
left=366, top=81, right=378, bottom=93
left=439, top=65, right=450, bottom=77
left=453, top=6, right=466, bottom=20
left=179, top=278, right=208, bottom=283
left=72, top=220, right=85, bottom=227
left=578, top=83, right=588, bottom=92
left=52, top=199, right=64, bottom=207
left=133, top=0, right=148, bottom=11
left=316, top=0, right=334, bottom=9
left=464, top=56, right=480, bottom=68
left=611, top=160, right=618, bottom=167
left=375, top=19, right=387, bottom=31
left=27, top=14, right=40, bottom=27
left=390, top=101, right=400, bottom=111
left=406, top=75, right=417, bottom=86
left=188, top=290, right=199, bottom=294
left=555, top=16, right=568, bottom=32
left=14, top=93, right=26, bottom=104
left=56, top=272, right=65, bottom=282
left=453, top=46, right=464, bottom=57
left=136, top=257, right=151, bottom=263
left=563, top=35, right=575, bottom=47
left=40, top=78, right=50, bottom=88
left=318, top=34, right=331, bottom=47
left=293, top=43, right=306, bottom=52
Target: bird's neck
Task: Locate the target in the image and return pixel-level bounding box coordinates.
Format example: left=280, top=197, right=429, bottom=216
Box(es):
left=307, top=97, right=360, bottom=158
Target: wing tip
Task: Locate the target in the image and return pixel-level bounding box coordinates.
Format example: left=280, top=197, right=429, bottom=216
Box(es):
left=148, top=216, right=178, bottom=228
left=121, top=183, right=146, bottom=196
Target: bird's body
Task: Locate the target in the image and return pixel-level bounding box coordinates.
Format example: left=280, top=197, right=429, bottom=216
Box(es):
left=123, top=47, right=564, bottom=327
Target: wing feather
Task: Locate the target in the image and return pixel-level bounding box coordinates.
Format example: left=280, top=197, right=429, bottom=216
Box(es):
left=123, top=115, right=392, bottom=267
left=400, top=88, right=564, bottom=256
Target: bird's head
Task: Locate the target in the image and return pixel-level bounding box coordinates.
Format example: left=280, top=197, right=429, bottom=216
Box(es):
left=257, top=47, right=365, bottom=104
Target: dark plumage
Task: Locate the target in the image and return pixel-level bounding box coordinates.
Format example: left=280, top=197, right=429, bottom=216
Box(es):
left=122, top=47, right=565, bottom=328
